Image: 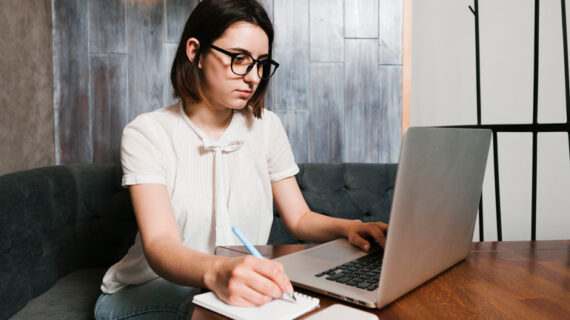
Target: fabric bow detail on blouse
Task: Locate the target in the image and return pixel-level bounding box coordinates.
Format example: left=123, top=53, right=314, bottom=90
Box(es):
left=202, top=139, right=243, bottom=247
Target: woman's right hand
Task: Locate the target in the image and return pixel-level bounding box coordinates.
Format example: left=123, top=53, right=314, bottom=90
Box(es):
left=205, top=255, right=294, bottom=307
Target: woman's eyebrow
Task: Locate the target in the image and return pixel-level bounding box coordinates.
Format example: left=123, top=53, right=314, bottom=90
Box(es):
left=229, top=47, right=269, bottom=59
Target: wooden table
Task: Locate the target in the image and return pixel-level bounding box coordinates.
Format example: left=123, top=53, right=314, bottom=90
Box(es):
left=191, top=241, right=570, bottom=319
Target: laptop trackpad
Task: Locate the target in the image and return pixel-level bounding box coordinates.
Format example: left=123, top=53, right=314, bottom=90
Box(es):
left=302, top=241, right=361, bottom=261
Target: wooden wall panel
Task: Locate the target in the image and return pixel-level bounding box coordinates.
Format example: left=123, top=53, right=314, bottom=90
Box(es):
left=344, top=39, right=379, bottom=162
left=309, top=63, right=344, bottom=163
left=53, top=0, right=91, bottom=164
left=345, top=0, right=379, bottom=38
left=126, top=0, right=164, bottom=120
left=258, top=0, right=275, bottom=111
left=164, top=42, right=178, bottom=106
left=379, top=65, right=402, bottom=163
left=89, top=0, right=126, bottom=53
left=166, top=0, right=199, bottom=43
left=275, top=110, right=309, bottom=163
left=53, top=0, right=403, bottom=165
left=379, top=0, right=403, bottom=64
left=257, top=0, right=274, bottom=21
left=273, top=0, right=309, bottom=110
left=90, top=54, right=128, bottom=163
left=309, top=0, right=344, bottom=63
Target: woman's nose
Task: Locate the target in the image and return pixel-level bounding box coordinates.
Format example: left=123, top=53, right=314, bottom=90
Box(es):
left=243, top=64, right=261, bottom=84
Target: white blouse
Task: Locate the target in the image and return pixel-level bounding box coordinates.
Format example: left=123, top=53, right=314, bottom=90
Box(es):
left=101, top=103, right=299, bottom=294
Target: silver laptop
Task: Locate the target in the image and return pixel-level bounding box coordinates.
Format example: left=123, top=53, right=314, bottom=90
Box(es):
left=274, top=127, right=492, bottom=308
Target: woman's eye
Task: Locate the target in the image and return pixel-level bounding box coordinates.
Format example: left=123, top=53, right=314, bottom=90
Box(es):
left=235, top=55, right=249, bottom=64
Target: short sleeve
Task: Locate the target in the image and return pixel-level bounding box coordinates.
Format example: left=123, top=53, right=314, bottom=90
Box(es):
left=265, top=111, right=300, bottom=182
left=120, top=115, right=167, bottom=187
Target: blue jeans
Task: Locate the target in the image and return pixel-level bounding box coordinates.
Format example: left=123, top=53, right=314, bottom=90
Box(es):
left=94, top=278, right=200, bottom=320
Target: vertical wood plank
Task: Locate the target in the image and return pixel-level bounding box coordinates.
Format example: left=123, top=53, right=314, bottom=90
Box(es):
left=344, top=39, right=379, bottom=162
left=379, top=65, right=402, bottom=163
left=90, top=54, right=128, bottom=163
left=89, top=0, right=126, bottom=53
left=53, top=0, right=91, bottom=164
left=127, top=0, right=164, bottom=120
left=345, top=0, right=379, bottom=38
left=309, top=0, right=344, bottom=62
left=166, top=0, right=199, bottom=43
left=379, top=0, right=403, bottom=64
left=265, top=79, right=275, bottom=111
left=258, top=0, right=274, bottom=110
left=309, top=63, right=344, bottom=162
left=164, top=42, right=178, bottom=106
left=275, top=110, right=309, bottom=163
left=257, top=0, right=273, bottom=21
left=273, top=0, right=309, bottom=110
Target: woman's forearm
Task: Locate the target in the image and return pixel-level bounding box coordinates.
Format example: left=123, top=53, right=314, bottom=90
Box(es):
left=288, top=210, right=360, bottom=243
left=143, top=237, right=227, bottom=290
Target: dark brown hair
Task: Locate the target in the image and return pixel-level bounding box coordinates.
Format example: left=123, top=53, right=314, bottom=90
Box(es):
left=170, top=0, right=274, bottom=118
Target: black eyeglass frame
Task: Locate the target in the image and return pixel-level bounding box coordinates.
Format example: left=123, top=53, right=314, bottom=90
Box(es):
left=208, top=44, right=279, bottom=80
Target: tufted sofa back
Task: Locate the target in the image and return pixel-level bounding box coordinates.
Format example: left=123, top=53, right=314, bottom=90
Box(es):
left=270, top=163, right=398, bottom=243
left=0, top=163, right=397, bottom=318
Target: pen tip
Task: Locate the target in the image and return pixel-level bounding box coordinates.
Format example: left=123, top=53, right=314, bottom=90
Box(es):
left=283, top=292, right=297, bottom=303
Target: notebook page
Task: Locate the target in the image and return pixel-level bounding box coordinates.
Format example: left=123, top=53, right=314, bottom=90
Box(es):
left=192, top=291, right=320, bottom=320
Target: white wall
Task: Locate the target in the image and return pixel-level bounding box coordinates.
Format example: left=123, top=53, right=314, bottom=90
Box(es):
left=411, top=0, right=570, bottom=241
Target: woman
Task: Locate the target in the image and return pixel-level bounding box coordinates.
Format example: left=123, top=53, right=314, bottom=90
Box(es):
left=95, top=0, right=387, bottom=319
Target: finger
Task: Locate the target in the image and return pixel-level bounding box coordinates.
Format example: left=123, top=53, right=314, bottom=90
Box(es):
left=241, top=285, right=273, bottom=306
left=349, top=233, right=371, bottom=252
left=224, top=283, right=272, bottom=307
left=246, top=267, right=284, bottom=299
left=369, top=224, right=387, bottom=247
left=376, top=221, right=388, bottom=232
left=248, top=257, right=293, bottom=297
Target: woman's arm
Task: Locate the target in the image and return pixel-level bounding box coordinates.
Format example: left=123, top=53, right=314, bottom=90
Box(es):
left=129, top=183, right=293, bottom=306
left=272, top=177, right=388, bottom=251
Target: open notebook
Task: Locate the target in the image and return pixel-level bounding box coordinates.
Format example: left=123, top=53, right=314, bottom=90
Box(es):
left=192, top=291, right=320, bottom=320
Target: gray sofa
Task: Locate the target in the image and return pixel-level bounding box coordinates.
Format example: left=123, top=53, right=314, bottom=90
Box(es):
left=0, top=163, right=397, bottom=319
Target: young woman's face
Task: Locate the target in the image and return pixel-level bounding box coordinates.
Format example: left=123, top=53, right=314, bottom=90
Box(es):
left=200, top=22, right=269, bottom=111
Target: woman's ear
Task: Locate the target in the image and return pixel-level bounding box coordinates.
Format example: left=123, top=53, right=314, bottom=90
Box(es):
left=186, top=38, right=202, bottom=68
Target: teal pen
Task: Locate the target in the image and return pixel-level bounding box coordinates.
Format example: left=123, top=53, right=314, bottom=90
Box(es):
left=232, top=226, right=297, bottom=303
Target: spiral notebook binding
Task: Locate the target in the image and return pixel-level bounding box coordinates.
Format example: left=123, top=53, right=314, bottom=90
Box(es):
left=293, top=291, right=318, bottom=301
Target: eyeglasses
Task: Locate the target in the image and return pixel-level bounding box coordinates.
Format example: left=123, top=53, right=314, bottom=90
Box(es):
left=208, top=44, right=279, bottom=80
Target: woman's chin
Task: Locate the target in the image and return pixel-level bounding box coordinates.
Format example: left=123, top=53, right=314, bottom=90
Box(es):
left=227, top=99, right=249, bottom=110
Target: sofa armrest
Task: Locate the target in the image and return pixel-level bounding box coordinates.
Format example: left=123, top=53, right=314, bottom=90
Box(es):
left=0, top=164, right=136, bottom=319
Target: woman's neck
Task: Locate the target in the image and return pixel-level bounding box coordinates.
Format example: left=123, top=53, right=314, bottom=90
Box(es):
left=184, top=102, right=233, bottom=141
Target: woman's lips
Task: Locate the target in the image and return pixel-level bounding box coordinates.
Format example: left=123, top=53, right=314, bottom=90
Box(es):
left=236, top=89, right=252, bottom=98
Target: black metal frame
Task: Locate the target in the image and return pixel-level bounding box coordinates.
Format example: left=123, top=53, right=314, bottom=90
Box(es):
left=458, top=0, right=570, bottom=241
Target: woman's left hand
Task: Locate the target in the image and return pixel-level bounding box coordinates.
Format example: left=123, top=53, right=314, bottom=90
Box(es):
left=346, top=221, right=388, bottom=252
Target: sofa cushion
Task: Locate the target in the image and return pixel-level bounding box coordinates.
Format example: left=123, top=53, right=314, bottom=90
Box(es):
left=9, top=268, right=106, bottom=320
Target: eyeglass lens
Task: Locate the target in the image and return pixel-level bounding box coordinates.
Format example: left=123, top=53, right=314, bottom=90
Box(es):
left=231, top=54, right=275, bottom=80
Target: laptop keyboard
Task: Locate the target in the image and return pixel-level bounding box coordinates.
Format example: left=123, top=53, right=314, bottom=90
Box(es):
left=314, top=250, right=383, bottom=291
